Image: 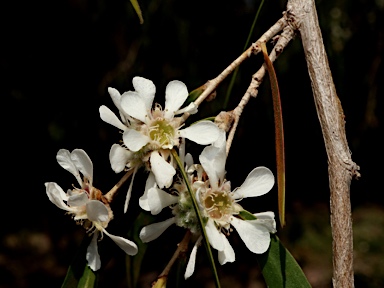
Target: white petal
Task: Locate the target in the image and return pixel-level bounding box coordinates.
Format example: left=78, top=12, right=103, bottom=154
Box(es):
left=148, top=187, right=178, bottom=215
left=253, top=211, right=277, bottom=233
left=185, top=236, right=202, bottom=279
left=217, top=233, right=235, bottom=265
left=123, top=129, right=151, bottom=152
left=124, top=167, right=137, bottom=213
left=150, top=151, right=176, bottom=188
left=86, top=232, right=101, bottom=271
left=230, top=217, right=271, bottom=254
left=103, top=228, right=138, bottom=256
left=139, top=217, right=176, bottom=243
left=178, top=121, right=220, bottom=145
left=132, top=76, right=156, bottom=111
left=121, top=91, right=149, bottom=123
left=109, top=144, right=132, bottom=173
left=107, top=87, right=123, bottom=111
left=86, top=200, right=109, bottom=222
left=175, top=102, right=198, bottom=115
left=99, top=105, right=128, bottom=131
left=205, top=219, right=224, bottom=251
left=56, top=149, right=82, bottom=186
left=232, top=167, right=275, bottom=200
left=45, top=182, right=71, bottom=211
left=70, top=149, right=93, bottom=185
left=139, top=172, right=157, bottom=211
left=67, top=191, right=88, bottom=207
left=164, top=80, right=189, bottom=119
left=199, top=132, right=226, bottom=189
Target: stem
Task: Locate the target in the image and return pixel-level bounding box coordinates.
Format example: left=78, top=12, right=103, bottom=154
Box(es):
left=171, top=149, right=221, bottom=288
left=158, top=230, right=192, bottom=278
left=104, top=169, right=134, bottom=203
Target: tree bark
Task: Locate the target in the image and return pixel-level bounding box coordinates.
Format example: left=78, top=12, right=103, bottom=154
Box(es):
left=285, top=0, right=360, bottom=287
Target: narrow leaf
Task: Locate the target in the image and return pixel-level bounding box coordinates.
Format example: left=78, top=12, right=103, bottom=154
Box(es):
left=261, top=42, right=286, bottom=227
left=126, top=212, right=156, bottom=288
left=256, top=235, right=311, bottom=288
left=129, top=0, right=144, bottom=24
left=77, top=265, right=97, bottom=288
left=171, top=149, right=221, bottom=288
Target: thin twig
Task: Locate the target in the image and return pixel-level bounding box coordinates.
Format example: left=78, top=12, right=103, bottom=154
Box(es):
left=226, top=24, right=295, bottom=155
left=104, top=169, right=134, bottom=203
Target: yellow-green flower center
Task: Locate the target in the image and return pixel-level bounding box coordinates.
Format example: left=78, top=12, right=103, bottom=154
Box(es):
left=204, top=190, right=234, bottom=220
left=149, top=119, right=175, bottom=147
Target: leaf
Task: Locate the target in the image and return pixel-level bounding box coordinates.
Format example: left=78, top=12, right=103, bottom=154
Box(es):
left=129, top=0, right=144, bottom=24
left=77, top=265, right=97, bottom=288
left=61, top=235, right=98, bottom=288
left=260, top=42, right=286, bottom=227
left=126, top=211, right=156, bottom=288
left=256, top=235, right=312, bottom=288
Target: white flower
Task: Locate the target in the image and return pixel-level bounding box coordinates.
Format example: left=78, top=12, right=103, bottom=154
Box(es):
left=45, top=149, right=138, bottom=271
left=138, top=131, right=276, bottom=279
left=100, top=77, right=221, bottom=212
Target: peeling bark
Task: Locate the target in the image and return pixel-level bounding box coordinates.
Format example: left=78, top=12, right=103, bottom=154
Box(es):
left=286, top=0, right=360, bottom=287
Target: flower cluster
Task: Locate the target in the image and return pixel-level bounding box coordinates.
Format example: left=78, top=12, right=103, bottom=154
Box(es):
left=45, top=149, right=138, bottom=271
left=45, top=76, right=276, bottom=277
left=138, top=131, right=276, bottom=278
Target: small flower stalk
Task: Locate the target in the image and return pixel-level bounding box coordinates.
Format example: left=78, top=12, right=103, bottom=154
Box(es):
left=99, top=76, right=220, bottom=211
left=45, top=149, right=138, bottom=271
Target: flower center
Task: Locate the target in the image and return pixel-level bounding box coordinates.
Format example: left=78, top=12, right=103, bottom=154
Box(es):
left=203, top=190, right=234, bottom=220
left=149, top=119, right=175, bottom=147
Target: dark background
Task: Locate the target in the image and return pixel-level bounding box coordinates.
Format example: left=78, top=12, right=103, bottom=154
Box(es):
left=2, top=0, right=384, bottom=287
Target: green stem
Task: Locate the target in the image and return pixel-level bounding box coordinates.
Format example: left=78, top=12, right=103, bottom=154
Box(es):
left=171, top=149, right=221, bottom=288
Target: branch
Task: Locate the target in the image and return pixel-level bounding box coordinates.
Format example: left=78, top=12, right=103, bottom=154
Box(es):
left=286, top=0, right=360, bottom=287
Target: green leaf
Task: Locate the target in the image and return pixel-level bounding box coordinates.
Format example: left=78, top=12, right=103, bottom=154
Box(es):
left=78, top=265, right=97, bottom=288
left=129, top=0, right=144, bottom=24
left=125, top=211, right=156, bottom=288
left=256, top=235, right=311, bottom=288
left=61, top=235, right=98, bottom=288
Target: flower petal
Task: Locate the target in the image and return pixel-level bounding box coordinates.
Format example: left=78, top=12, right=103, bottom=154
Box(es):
left=253, top=211, right=277, bottom=233
left=86, top=232, right=101, bottom=271
left=217, top=233, right=235, bottom=265
left=185, top=236, right=202, bottom=279
left=139, top=172, right=157, bottom=211
left=109, top=144, right=132, bottom=173
left=199, top=131, right=226, bottom=189
left=230, top=217, right=271, bottom=254
left=103, top=228, right=138, bottom=256
left=70, top=149, right=93, bottom=185
left=148, top=187, right=178, bottom=215
left=150, top=151, right=176, bottom=188
left=124, top=167, right=137, bottom=213
left=99, top=105, right=128, bottom=131
left=107, top=87, right=123, bottom=111
left=123, top=129, right=151, bottom=152
left=164, top=80, right=189, bottom=119
left=205, top=219, right=224, bottom=251
left=132, top=76, right=156, bottom=111
left=86, top=200, right=109, bottom=222
left=139, top=217, right=176, bottom=243
left=121, top=91, right=149, bottom=123
left=56, top=149, right=82, bottom=186
left=67, top=191, right=89, bottom=207
left=232, top=167, right=275, bottom=200
left=178, top=121, right=220, bottom=145
left=45, top=182, right=71, bottom=211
